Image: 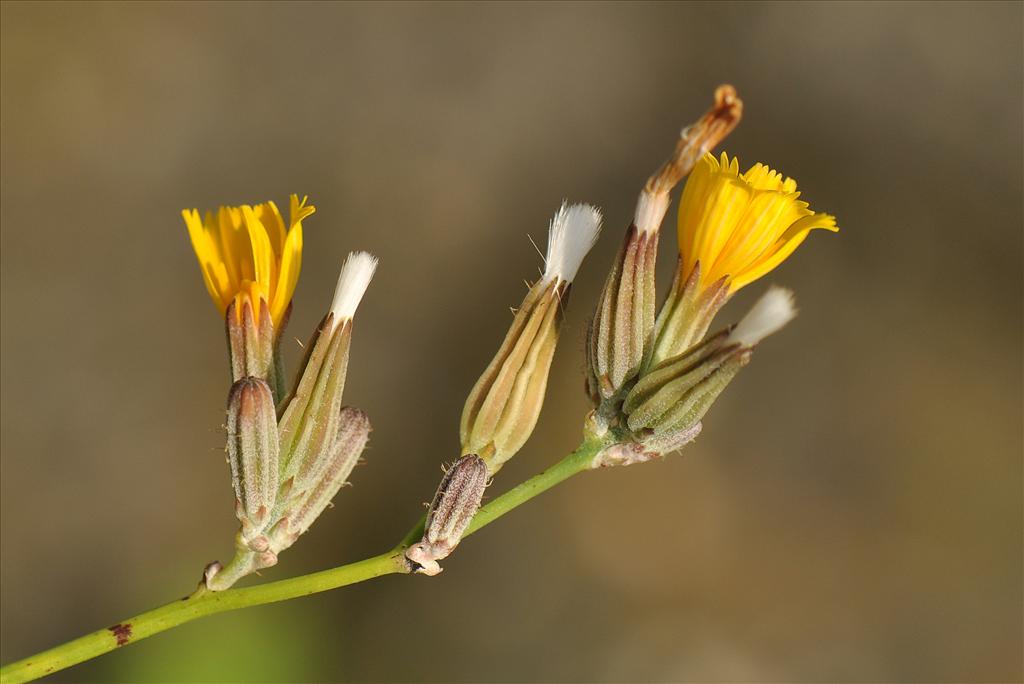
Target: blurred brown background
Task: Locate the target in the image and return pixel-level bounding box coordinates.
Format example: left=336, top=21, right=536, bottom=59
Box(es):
left=2, top=2, right=1021, bottom=682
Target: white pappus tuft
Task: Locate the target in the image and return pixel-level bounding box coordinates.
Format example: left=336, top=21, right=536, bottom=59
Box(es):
left=330, top=251, right=378, bottom=323
left=543, top=202, right=603, bottom=283
left=727, top=286, right=797, bottom=347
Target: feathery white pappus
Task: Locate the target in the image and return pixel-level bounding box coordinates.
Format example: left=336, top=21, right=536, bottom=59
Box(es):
left=330, top=251, right=378, bottom=323
left=727, top=286, right=797, bottom=347
left=543, top=202, right=603, bottom=283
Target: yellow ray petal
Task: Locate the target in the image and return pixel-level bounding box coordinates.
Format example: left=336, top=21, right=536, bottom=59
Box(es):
left=254, top=201, right=286, bottom=256
left=271, top=222, right=303, bottom=326
left=183, top=195, right=313, bottom=329
left=729, top=213, right=838, bottom=291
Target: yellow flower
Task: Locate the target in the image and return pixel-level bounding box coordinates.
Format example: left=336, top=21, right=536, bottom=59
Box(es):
left=678, top=152, right=838, bottom=292
left=183, top=195, right=315, bottom=328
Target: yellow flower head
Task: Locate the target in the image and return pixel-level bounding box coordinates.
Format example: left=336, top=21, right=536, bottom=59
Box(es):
left=183, top=195, right=315, bottom=328
left=678, top=152, right=838, bottom=292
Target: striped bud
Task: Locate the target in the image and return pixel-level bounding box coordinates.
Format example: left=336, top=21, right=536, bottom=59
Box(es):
left=594, top=287, right=796, bottom=467
left=461, top=203, right=602, bottom=473
left=406, top=455, right=489, bottom=576
left=645, top=261, right=731, bottom=372
left=587, top=224, right=658, bottom=403
left=271, top=407, right=372, bottom=552
left=226, top=288, right=288, bottom=400
left=278, top=252, right=376, bottom=483
left=226, top=376, right=280, bottom=542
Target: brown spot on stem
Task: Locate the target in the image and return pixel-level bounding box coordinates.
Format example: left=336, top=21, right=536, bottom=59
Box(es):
left=108, top=623, right=132, bottom=646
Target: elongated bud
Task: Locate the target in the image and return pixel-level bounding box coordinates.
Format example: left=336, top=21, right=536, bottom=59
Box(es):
left=278, top=252, right=376, bottom=479
left=595, top=287, right=796, bottom=467
left=226, top=285, right=287, bottom=400
left=461, top=203, right=602, bottom=473
left=226, top=377, right=280, bottom=540
left=587, top=224, right=659, bottom=404
left=406, top=455, right=489, bottom=576
left=588, top=86, right=743, bottom=405
left=270, top=407, right=372, bottom=552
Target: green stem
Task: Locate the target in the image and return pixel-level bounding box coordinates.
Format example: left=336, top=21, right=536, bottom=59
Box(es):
left=0, top=437, right=605, bottom=684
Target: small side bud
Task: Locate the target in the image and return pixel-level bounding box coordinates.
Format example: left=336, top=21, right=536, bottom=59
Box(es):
left=406, top=455, right=489, bottom=576
left=226, top=377, right=280, bottom=539
left=278, top=407, right=372, bottom=550
left=596, top=287, right=797, bottom=466
left=461, top=203, right=602, bottom=473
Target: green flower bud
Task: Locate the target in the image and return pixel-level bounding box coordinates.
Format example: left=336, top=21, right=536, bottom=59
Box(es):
left=226, top=376, right=280, bottom=540
left=593, top=286, right=796, bottom=467
left=272, top=407, right=372, bottom=552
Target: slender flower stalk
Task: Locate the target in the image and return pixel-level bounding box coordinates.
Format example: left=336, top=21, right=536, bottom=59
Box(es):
left=0, top=437, right=611, bottom=684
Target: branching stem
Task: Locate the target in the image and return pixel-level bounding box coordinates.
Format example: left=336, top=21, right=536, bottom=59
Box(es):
left=0, top=437, right=605, bottom=684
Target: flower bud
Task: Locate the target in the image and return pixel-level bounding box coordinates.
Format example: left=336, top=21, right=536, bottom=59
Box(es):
left=587, top=225, right=658, bottom=403
left=593, top=287, right=796, bottom=467
left=278, top=252, right=376, bottom=482
left=271, top=407, right=372, bottom=552
left=461, top=203, right=602, bottom=473
left=205, top=252, right=378, bottom=591
left=226, top=376, right=280, bottom=540
left=406, top=455, right=489, bottom=576
left=588, top=85, right=743, bottom=404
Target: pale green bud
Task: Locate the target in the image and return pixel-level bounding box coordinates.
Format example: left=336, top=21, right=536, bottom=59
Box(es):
left=226, top=376, right=280, bottom=541
left=645, top=262, right=731, bottom=372
left=593, top=286, right=796, bottom=467
left=271, top=407, right=372, bottom=552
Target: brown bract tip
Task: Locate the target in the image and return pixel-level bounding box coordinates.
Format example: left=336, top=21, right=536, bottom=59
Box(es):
left=646, top=85, right=744, bottom=195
